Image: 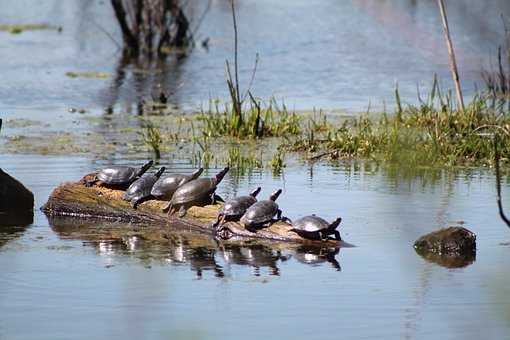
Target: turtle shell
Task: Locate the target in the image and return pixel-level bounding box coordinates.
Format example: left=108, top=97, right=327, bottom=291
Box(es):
left=292, top=215, right=330, bottom=232
left=97, top=166, right=138, bottom=185
left=220, top=195, right=257, bottom=217
left=124, top=172, right=160, bottom=201
left=240, top=200, right=278, bottom=226
left=171, top=178, right=217, bottom=205
left=151, top=174, right=190, bottom=199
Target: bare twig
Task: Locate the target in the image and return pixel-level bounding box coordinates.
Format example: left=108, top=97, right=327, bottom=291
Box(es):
left=191, top=0, right=212, bottom=36
left=494, top=133, right=510, bottom=228
left=437, top=0, right=465, bottom=112
left=242, top=53, right=260, bottom=103
left=230, top=0, right=242, bottom=122
left=87, top=17, right=122, bottom=51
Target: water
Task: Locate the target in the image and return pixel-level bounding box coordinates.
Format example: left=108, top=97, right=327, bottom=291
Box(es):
left=1, top=154, right=510, bottom=339
left=2, top=1, right=510, bottom=339
left=1, top=0, right=509, bottom=114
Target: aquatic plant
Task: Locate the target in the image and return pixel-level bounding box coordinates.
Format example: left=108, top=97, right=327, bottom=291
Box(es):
left=225, top=146, right=262, bottom=175
left=138, top=120, right=163, bottom=159
left=198, top=96, right=301, bottom=138
left=269, top=150, right=286, bottom=175
left=284, top=78, right=510, bottom=167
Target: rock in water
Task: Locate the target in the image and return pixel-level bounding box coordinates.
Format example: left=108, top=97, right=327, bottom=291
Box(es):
left=0, top=169, right=34, bottom=226
left=414, top=226, right=476, bottom=268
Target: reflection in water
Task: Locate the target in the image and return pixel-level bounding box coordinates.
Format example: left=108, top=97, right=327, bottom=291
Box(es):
left=48, top=216, right=343, bottom=276
left=414, top=247, right=476, bottom=269
left=0, top=224, right=29, bottom=249
left=294, top=246, right=341, bottom=271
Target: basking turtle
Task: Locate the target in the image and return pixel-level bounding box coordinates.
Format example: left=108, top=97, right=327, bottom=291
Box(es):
left=123, top=167, right=166, bottom=209
left=290, top=215, right=342, bottom=241
left=85, top=160, right=153, bottom=188
left=213, top=187, right=261, bottom=229
left=151, top=168, right=204, bottom=200
left=240, top=189, right=287, bottom=231
left=164, top=167, right=229, bottom=217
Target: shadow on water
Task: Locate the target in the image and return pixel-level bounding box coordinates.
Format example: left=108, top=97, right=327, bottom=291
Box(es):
left=48, top=215, right=344, bottom=276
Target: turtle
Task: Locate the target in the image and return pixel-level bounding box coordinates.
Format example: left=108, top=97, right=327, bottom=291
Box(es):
left=213, top=187, right=261, bottom=229
left=85, top=160, right=153, bottom=188
left=289, top=215, right=342, bottom=241
left=123, top=167, right=166, bottom=209
left=151, top=168, right=204, bottom=200
left=163, top=167, right=229, bottom=217
left=239, top=189, right=288, bottom=231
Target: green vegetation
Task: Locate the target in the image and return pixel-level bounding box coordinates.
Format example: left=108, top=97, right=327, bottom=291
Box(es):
left=284, top=78, right=510, bottom=167
left=138, top=120, right=163, bottom=159
left=198, top=97, right=300, bottom=138
left=0, top=24, right=61, bottom=34
left=269, top=149, right=286, bottom=175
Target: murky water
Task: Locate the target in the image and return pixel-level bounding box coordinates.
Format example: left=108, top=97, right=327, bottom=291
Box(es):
left=2, top=1, right=510, bottom=339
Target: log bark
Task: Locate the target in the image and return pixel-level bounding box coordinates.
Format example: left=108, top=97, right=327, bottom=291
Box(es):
left=42, top=174, right=343, bottom=247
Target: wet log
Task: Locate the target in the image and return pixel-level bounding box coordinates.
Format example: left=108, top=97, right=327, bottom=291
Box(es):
left=413, top=226, right=476, bottom=268
left=42, top=175, right=343, bottom=247
left=0, top=169, right=34, bottom=227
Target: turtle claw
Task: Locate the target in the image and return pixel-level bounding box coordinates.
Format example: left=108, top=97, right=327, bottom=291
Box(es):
left=178, top=206, right=187, bottom=218
left=280, top=216, right=292, bottom=225
left=162, top=202, right=172, bottom=213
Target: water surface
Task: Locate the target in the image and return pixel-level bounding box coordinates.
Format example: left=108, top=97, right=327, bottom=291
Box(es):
left=1, top=154, right=510, bottom=339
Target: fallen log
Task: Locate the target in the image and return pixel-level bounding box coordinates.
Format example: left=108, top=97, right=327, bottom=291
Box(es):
left=42, top=174, right=345, bottom=247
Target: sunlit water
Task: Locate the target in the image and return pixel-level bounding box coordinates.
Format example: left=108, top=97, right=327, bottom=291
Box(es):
left=1, top=154, right=510, bottom=339
left=2, top=1, right=510, bottom=339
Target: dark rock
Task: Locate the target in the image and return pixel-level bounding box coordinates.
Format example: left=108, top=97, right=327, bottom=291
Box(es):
left=0, top=169, right=34, bottom=226
left=414, top=226, right=476, bottom=268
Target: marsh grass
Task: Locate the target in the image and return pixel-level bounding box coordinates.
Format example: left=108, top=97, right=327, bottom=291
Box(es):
left=285, top=77, right=510, bottom=167
left=225, top=146, right=263, bottom=175
left=138, top=120, right=163, bottom=159
left=198, top=96, right=301, bottom=138
left=269, top=149, right=286, bottom=175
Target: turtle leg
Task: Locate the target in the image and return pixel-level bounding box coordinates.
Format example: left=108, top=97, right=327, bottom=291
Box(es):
left=275, top=209, right=292, bottom=224
left=162, top=201, right=172, bottom=213
left=84, top=176, right=98, bottom=187
left=178, top=205, right=187, bottom=217
left=211, top=214, right=224, bottom=229
left=333, top=230, right=342, bottom=241
left=213, top=194, right=225, bottom=203
left=132, top=198, right=140, bottom=210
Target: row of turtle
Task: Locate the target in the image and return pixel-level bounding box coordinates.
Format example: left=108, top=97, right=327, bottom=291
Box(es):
left=84, top=160, right=342, bottom=241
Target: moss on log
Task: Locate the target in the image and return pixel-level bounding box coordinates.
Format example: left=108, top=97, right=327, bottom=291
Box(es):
left=42, top=175, right=342, bottom=247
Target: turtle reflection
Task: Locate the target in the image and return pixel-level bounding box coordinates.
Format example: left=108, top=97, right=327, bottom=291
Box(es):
left=220, top=244, right=290, bottom=276
left=294, top=246, right=341, bottom=271
left=49, top=216, right=343, bottom=277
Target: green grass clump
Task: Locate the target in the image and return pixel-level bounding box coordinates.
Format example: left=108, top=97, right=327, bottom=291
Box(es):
left=285, top=78, right=510, bottom=167
left=198, top=97, right=301, bottom=138
left=138, top=120, right=163, bottom=159
left=225, top=146, right=263, bottom=175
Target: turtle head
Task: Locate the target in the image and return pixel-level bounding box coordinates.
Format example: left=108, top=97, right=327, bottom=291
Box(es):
left=215, top=167, right=229, bottom=184
left=329, top=217, right=342, bottom=230
left=155, top=167, right=166, bottom=178
left=190, top=167, right=204, bottom=180
left=269, top=189, right=282, bottom=202
left=250, top=187, right=262, bottom=198
left=137, top=160, right=154, bottom=176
